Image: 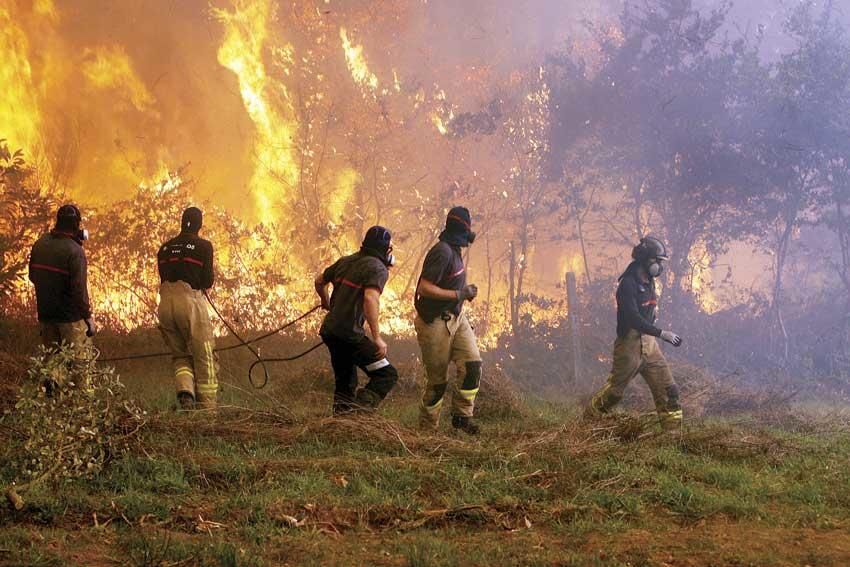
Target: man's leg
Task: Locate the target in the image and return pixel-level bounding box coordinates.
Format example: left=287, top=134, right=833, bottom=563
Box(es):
left=40, top=322, right=61, bottom=350
left=188, top=293, right=218, bottom=410
left=323, top=336, right=359, bottom=415
left=414, top=316, right=452, bottom=429
left=587, top=331, right=642, bottom=416
left=39, top=322, right=62, bottom=396
left=158, top=290, right=196, bottom=408
left=640, top=336, right=682, bottom=431
left=352, top=336, right=399, bottom=410
left=57, top=320, right=93, bottom=391
left=448, top=314, right=482, bottom=433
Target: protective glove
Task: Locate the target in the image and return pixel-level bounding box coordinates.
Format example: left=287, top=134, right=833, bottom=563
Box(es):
left=660, top=330, right=682, bottom=347
left=85, top=317, right=97, bottom=338
left=456, top=284, right=479, bottom=302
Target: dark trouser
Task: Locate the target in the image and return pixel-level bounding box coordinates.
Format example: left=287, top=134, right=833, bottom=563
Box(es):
left=321, top=334, right=399, bottom=414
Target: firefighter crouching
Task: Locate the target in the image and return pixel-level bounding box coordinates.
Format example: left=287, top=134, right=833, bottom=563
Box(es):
left=28, top=204, right=95, bottom=392
left=586, top=236, right=684, bottom=431
left=414, top=206, right=483, bottom=435
left=157, top=207, right=218, bottom=410
left=314, top=226, right=399, bottom=415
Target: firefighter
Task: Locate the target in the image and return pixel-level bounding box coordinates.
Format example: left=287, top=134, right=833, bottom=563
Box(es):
left=414, top=206, right=482, bottom=435
left=28, top=204, right=94, bottom=391
left=314, top=226, right=399, bottom=415
left=157, top=207, right=217, bottom=410
left=586, top=236, right=684, bottom=430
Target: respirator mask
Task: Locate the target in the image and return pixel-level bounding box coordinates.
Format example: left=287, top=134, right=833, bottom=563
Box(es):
left=646, top=258, right=664, bottom=278
left=362, top=225, right=394, bottom=267
left=57, top=204, right=88, bottom=244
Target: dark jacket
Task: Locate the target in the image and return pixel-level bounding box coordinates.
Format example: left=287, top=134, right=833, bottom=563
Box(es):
left=616, top=262, right=662, bottom=338
left=157, top=232, right=215, bottom=290
left=319, top=251, right=389, bottom=340
left=414, top=241, right=466, bottom=323
left=28, top=230, right=91, bottom=323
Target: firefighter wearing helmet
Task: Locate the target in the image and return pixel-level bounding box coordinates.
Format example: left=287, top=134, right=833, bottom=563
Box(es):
left=28, top=204, right=94, bottom=393
left=314, top=226, right=400, bottom=415
left=157, top=207, right=218, bottom=410
left=586, top=236, right=684, bottom=431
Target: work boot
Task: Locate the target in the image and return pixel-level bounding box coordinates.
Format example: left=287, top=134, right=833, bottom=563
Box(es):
left=658, top=409, right=683, bottom=432
left=353, top=388, right=381, bottom=413
left=584, top=386, right=620, bottom=420
left=333, top=402, right=355, bottom=416
left=451, top=415, right=480, bottom=435
left=582, top=402, right=603, bottom=420
left=177, top=391, right=196, bottom=411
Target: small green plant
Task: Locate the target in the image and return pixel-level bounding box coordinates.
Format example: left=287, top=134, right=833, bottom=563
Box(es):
left=3, top=345, right=146, bottom=508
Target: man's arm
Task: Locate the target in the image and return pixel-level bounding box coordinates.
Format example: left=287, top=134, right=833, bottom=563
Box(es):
left=70, top=249, right=94, bottom=334
left=202, top=241, right=215, bottom=290
left=363, top=287, right=387, bottom=358
left=416, top=278, right=460, bottom=301
left=618, top=280, right=661, bottom=337
left=314, top=273, right=331, bottom=310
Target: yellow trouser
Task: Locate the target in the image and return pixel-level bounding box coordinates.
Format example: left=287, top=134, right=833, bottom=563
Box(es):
left=40, top=319, right=93, bottom=389
left=590, top=329, right=682, bottom=429
left=415, top=312, right=482, bottom=428
left=157, top=281, right=218, bottom=409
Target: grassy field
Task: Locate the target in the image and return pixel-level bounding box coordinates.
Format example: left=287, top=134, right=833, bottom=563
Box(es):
left=1, top=336, right=850, bottom=566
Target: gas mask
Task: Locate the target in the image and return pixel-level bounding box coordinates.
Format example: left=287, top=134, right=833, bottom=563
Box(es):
left=362, top=225, right=394, bottom=267
left=467, top=231, right=477, bottom=245
left=56, top=204, right=88, bottom=244
left=646, top=258, right=664, bottom=278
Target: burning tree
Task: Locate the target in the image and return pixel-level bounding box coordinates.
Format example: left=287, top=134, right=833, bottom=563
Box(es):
left=0, top=141, right=53, bottom=312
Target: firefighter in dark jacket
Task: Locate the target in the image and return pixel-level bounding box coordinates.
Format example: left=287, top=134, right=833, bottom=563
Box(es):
left=28, top=204, right=94, bottom=388
left=157, top=207, right=217, bottom=410
left=414, top=206, right=482, bottom=434
left=314, top=226, right=399, bottom=415
left=586, top=236, right=684, bottom=430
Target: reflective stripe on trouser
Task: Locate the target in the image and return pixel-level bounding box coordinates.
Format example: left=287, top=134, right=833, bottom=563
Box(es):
left=40, top=320, right=93, bottom=389
left=158, top=281, right=218, bottom=408
left=589, top=329, right=681, bottom=422
left=658, top=409, right=683, bottom=430
left=415, top=312, right=482, bottom=428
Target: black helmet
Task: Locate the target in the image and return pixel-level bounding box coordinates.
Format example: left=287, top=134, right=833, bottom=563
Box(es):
left=362, top=225, right=394, bottom=266
left=439, top=205, right=476, bottom=247
left=56, top=204, right=82, bottom=230
left=182, top=207, right=203, bottom=233
left=632, top=236, right=668, bottom=262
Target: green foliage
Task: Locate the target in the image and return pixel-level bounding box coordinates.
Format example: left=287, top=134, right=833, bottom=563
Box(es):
left=3, top=345, right=146, bottom=487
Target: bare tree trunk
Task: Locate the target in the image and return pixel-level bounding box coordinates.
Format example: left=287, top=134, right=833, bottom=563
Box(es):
left=515, top=225, right=530, bottom=328
left=771, top=214, right=796, bottom=365
left=571, top=183, right=593, bottom=287
left=509, top=241, right=518, bottom=333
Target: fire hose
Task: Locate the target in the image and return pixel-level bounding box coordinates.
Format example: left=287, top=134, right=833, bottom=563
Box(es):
left=98, top=298, right=324, bottom=389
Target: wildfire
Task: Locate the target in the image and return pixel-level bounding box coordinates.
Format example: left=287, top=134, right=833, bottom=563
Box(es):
left=689, top=241, right=720, bottom=314
left=82, top=46, right=156, bottom=113
left=339, top=27, right=379, bottom=94
left=559, top=252, right=584, bottom=278
left=213, top=0, right=299, bottom=225
left=0, top=2, right=47, bottom=154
